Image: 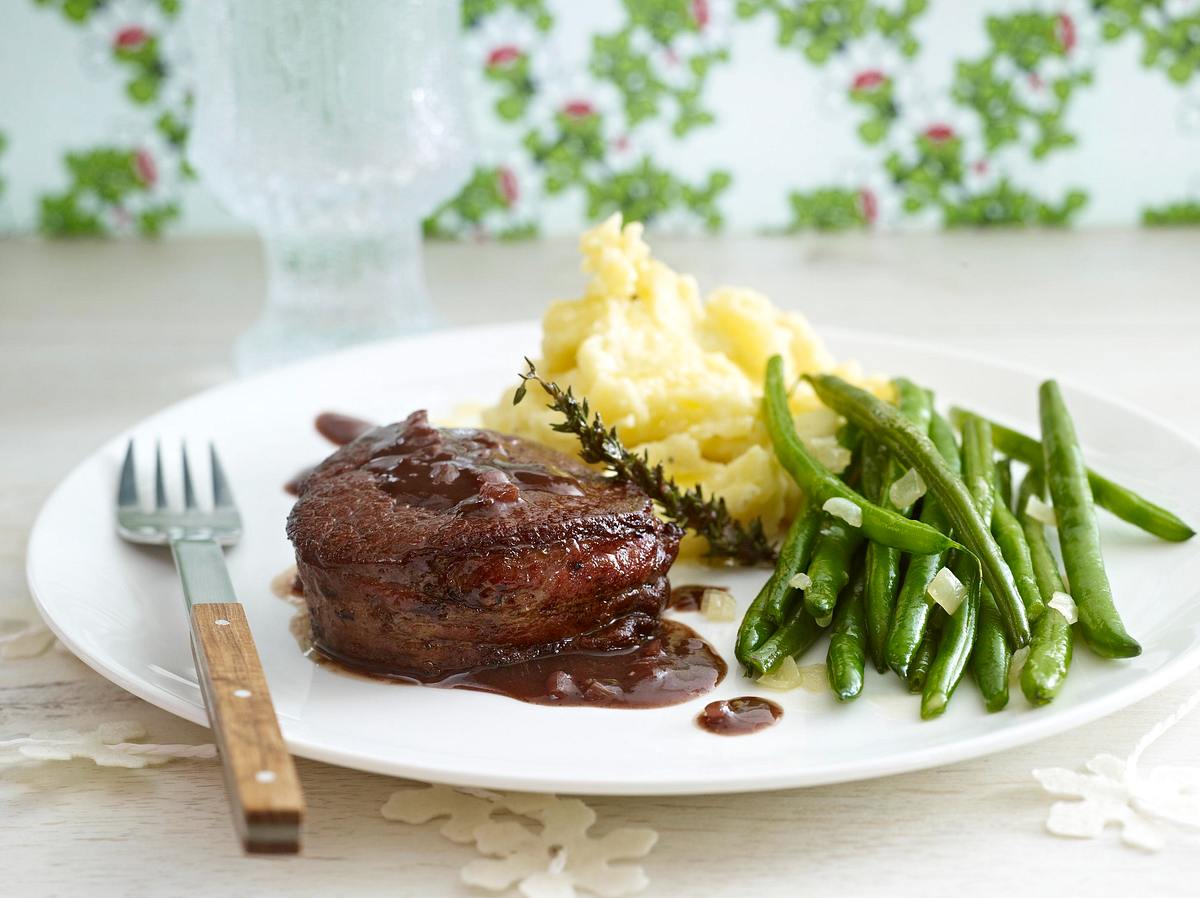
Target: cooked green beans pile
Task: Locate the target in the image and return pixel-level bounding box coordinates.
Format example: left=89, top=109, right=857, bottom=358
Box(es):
left=734, top=358, right=1193, bottom=719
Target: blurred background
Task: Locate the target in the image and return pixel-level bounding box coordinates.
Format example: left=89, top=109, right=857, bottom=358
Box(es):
left=2, top=0, right=1199, bottom=241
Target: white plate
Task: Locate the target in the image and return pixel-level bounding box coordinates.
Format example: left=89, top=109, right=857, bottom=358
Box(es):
left=26, top=323, right=1200, bottom=795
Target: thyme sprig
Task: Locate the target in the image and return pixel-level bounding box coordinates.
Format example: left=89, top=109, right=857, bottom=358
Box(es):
left=514, top=359, right=776, bottom=565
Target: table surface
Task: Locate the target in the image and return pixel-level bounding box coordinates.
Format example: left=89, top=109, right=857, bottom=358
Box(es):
left=2, top=231, right=1199, bottom=896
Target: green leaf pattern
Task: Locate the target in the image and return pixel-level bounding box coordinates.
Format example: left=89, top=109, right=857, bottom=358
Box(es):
left=32, top=0, right=188, bottom=237
left=18, top=0, right=1200, bottom=237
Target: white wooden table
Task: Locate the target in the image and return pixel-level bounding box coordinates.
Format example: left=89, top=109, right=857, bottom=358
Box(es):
left=2, top=232, right=1199, bottom=895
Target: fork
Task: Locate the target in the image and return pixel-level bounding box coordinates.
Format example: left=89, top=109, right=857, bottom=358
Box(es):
left=117, top=440, right=304, bottom=854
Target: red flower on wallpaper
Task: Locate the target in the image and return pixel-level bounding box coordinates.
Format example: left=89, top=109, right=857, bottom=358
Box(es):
left=134, top=148, right=157, bottom=187
left=1056, top=14, right=1076, bottom=54
left=852, top=69, right=888, bottom=91
left=496, top=166, right=520, bottom=206
left=562, top=100, right=596, bottom=119
left=924, top=123, right=956, bottom=143
left=486, top=45, right=523, bottom=69
left=112, top=25, right=149, bottom=50
left=858, top=188, right=879, bottom=225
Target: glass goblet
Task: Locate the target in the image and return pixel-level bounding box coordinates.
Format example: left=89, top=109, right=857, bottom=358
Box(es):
left=186, top=0, right=473, bottom=372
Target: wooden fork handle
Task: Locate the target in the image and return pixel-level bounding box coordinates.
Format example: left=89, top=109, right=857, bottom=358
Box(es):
left=191, top=602, right=304, bottom=854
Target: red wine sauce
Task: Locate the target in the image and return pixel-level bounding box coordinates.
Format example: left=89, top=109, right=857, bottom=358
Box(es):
left=697, top=697, right=783, bottom=735
left=668, top=584, right=726, bottom=611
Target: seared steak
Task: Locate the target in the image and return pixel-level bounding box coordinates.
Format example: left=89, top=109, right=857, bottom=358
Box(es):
left=286, top=410, right=681, bottom=678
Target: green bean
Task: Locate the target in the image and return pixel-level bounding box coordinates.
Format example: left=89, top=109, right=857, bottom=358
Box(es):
left=864, top=380, right=933, bottom=672
left=864, top=539, right=900, bottom=674
left=961, top=417, right=1012, bottom=711
left=906, top=629, right=937, bottom=694
left=736, top=510, right=823, bottom=667
left=860, top=438, right=887, bottom=503
left=891, top=377, right=936, bottom=448
left=827, top=564, right=867, bottom=702
left=1039, top=380, right=1141, bottom=659
left=928, top=411, right=962, bottom=478
left=950, top=407, right=1195, bottom=543
left=991, top=489, right=1047, bottom=621
left=807, top=374, right=1030, bottom=648
left=762, top=507, right=824, bottom=626
left=1021, top=607, right=1074, bottom=705
left=1017, top=469, right=1066, bottom=598
left=745, top=604, right=824, bottom=676
left=864, top=432, right=902, bottom=667
left=971, top=587, right=1010, bottom=712
left=921, top=552, right=981, bottom=719
left=1016, top=468, right=1074, bottom=705
left=764, top=358, right=956, bottom=556
left=960, top=414, right=996, bottom=527
left=885, top=412, right=961, bottom=678
left=838, top=421, right=863, bottom=455
left=803, top=518, right=862, bottom=620
left=886, top=504, right=951, bottom=678
left=995, top=458, right=1013, bottom=513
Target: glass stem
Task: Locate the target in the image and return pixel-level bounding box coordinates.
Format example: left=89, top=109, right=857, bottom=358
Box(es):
left=237, top=226, right=433, bottom=372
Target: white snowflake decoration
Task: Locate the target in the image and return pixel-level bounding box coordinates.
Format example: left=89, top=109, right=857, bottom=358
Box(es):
left=382, top=786, right=657, bottom=898
left=0, top=618, right=56, bottom=659
left=1034, top=689, right=1200, bottom=852
left=381, top=783, right=506, bottom=843
left=0, top=721, right=216, bottom=769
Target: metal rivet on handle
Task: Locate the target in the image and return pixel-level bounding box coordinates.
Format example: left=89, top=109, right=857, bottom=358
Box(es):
left=255, top=770, right=276, bottom=784
left=233, top=688, right=251, bottom=698
left=214, top=619, right=230, bottom=626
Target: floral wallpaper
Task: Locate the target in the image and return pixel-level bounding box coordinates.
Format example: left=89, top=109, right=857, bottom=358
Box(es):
left=3, top=0, right=1200, bottom=238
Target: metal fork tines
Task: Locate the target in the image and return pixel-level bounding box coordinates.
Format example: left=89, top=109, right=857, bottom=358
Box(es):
left=117, top=440, right=242, bottom=546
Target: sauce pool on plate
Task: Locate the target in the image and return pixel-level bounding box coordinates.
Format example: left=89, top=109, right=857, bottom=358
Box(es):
left=668, top=584, right=726, bottom=612
left=697, top=697, right=783, bottom=736
left=285, top=412, right=376, bottom=494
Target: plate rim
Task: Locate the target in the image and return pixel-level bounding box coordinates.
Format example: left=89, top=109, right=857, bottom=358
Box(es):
left=25, top=322, right=1200, bottom=795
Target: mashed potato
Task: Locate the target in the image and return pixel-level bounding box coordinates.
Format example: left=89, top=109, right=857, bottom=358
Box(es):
left=482, top=214, right=888, bottom=556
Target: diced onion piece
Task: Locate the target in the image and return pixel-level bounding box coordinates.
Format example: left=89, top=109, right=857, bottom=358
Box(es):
left=700, top=588, right=737, bottom=622
left=927, top=566, right=966, bottom=615
left=888, top=467, right=927, bottom=509
left=757, top=656, right=803, bottom=690
left=757, top=657, right=827, bottom=692
left=1009, top=646, right=1030, bottom=686
left=804, top=435, right=852, bottom=474
left=1025, top=494, right=1058, bottom=527
left=797, top=663, right=829, bottom=693
left=822, top=497, right=863, bottom=528
left=1048, top=591, right=1078, bottom=625
left=815, top=613, right=833, bottom=627
left=788, top=572, right=812, bottom=591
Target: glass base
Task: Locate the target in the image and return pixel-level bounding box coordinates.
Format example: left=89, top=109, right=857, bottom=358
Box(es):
left=235, top=228, right=436, bottom=374
left=233, top=306, right=437, bottom=374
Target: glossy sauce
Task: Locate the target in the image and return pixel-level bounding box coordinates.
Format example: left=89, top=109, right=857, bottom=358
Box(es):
left=668, top=584, right=725, bottom=612
left=363, top=414, right=584, bottom=515
left=269, top=566, right=304, bottom=600
left=275, top=571, right=725, bottom=710
left=315, top=412, right=375, bottom=446
left=285, top=413, right=376, bottom=494
left=696, top=697, right=783, bottom=736
left=308, top=619, right=723, bottom=708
